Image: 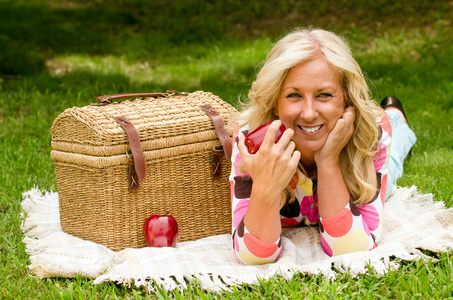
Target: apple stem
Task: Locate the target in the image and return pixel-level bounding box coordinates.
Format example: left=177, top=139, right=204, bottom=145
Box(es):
left=166, top=211, right=169, bottom=215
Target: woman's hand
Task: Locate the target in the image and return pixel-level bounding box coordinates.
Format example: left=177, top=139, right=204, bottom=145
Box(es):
left=237, top=120, right=300, bottom=243
left=238, top=120, right=301, bottom=202
left=314, top=106, right=355, bottom=166
left=315, top=106, right=355, bottom=218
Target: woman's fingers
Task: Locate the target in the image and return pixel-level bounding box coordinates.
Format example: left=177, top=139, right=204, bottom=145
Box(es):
left=237, top=122, right=299, bottom=191
left=288, top=144, right=301, bottom=168
left=334, top=106, right=355, bottom=141
left=315, top=106, right=355, bottom=164
left=342, top=106, right=355, bottom=135
left=241, top=120, right=295, bottom=157
left=261, top=120, right=297, bottom=155
left=329, top=107, right=354, bottom=138
left=260, top=120, right=284, bottom=149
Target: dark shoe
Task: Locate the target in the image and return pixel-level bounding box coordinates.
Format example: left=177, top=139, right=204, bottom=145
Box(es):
left=380, top=96, right=409, bottom=126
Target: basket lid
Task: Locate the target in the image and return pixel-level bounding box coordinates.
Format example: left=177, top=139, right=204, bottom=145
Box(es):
left=50, top=91, right=237, bottom=157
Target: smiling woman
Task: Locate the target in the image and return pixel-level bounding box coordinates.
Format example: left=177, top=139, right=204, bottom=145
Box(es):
left=228, top=28, right=417, bottom=265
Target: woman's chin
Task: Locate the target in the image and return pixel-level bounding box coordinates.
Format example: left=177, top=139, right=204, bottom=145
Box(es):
left=294, top=134, right=326, bottom=149
left=296, top=145, right=320, bottom=159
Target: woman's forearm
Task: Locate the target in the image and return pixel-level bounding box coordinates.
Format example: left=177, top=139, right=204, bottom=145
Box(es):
left=243, top=186, right=282, bottom=243
left=316, top=162, right=351, bottom=219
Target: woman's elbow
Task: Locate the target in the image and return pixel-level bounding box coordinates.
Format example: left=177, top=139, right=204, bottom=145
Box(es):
left=321, top=233, right=377, bottom=257
left=234, top=248, right=282, bottom=265
left=233, top=230, right=282, bottom=265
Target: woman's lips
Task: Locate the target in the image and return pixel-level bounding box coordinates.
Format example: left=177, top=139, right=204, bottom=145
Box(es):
left=297, top=124, right=323, bottom=133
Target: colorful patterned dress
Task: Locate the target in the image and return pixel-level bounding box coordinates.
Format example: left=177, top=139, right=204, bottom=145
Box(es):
left=230, top=112, right=392, bottom=265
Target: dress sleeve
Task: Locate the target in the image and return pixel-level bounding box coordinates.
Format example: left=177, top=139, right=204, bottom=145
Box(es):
left=318, top=113, right=392, bottom=256
left=230, top=127, right=282, bottom=265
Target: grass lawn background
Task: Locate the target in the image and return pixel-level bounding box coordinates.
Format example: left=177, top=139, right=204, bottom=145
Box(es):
left=1, top=0, right=452, bottom=298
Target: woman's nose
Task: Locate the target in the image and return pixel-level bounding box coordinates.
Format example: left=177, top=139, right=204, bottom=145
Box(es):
left=300, top=98, right=318, bottom=121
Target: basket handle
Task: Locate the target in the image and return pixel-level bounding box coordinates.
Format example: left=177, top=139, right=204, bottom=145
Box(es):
left=93, top=90, right=188, bottom=105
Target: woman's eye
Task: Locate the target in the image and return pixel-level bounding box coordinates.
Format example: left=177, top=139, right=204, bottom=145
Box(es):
left=318, top=93, right=332, bottom=98
left=287, top=92, right=301, bottom=98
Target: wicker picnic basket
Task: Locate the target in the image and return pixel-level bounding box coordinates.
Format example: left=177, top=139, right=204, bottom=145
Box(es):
left=50, top=91, right=237, bottom=251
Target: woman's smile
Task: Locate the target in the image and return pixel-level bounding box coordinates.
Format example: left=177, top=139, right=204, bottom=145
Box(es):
left=297, top=124, right=323, bottom=134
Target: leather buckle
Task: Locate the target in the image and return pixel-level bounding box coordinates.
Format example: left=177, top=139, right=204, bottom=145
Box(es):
left=211, top=145, right=224, bottom=180
left=126, top=151, right=140, bottom=192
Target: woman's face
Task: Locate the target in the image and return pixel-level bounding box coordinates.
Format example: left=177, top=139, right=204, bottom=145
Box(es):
left=276, top=55, right=346, bottom=164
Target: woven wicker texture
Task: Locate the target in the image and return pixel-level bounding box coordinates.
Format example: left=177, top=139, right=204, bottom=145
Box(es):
left=51, top=91, right=235, bottom=156
left=51, top=91, right=237, bottom=251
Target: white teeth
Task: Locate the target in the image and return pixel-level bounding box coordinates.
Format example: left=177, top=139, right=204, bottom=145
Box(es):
left=299, top=125, right=322, bottom=133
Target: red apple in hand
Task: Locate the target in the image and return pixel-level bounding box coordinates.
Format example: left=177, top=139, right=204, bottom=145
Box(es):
left=244, top=121, right=286, bottom=154
left=143, top=214, right=178, bottom=247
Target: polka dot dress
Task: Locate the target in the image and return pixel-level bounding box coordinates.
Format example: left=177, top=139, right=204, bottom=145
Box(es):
left=230, top=112, right=392, bottom=265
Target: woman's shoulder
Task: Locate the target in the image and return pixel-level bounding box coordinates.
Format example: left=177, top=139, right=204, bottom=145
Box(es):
left=376, top=111, right=392, bottom=138
left=373, top=112, right=392, bottom=172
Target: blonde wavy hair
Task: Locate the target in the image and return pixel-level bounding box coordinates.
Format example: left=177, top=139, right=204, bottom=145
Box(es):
left=231, top=28, right=383, bottom=205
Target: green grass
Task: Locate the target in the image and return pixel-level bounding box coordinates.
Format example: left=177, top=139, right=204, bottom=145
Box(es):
left=1, top=0, right=453, bottom=298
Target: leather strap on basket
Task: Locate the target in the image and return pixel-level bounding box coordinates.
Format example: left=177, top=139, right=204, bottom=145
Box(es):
left=114, top=116, right=146, bottom=192
left=200, top=104, right=232, bottom=180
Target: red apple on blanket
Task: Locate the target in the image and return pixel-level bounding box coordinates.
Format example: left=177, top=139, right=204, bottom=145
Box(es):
left=244, top=121, right=286, bottom=154
left=143, top=214, right=178, bottom=247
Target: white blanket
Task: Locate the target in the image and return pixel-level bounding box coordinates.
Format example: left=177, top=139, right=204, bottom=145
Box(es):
left=21, top=186, right=453, bottom=292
